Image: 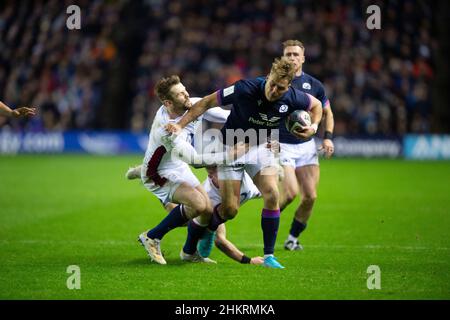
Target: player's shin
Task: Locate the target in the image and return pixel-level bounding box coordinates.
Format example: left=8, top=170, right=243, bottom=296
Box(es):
left=289, top=218, right=307, bottom=239
left=261, top=208, right=281, bottom=256
left=183, top=218, right=207, bottom=254
left=147, top=204, right=188, bottom=240
left=207, top=204, right=226, bottom=231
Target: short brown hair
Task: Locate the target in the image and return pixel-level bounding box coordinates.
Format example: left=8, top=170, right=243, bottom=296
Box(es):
left=282, top=39, right=305, bottom=51
left=154, top=75, right=180, bottom=102
left=270, top=56, right=296, bottom=83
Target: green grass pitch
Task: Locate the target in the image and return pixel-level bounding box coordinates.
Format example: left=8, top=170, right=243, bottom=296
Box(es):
left=0, top=155, right=449, bottom=299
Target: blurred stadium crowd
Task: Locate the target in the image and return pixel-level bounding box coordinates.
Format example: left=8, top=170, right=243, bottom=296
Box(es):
left=0, top=0, right=443, bottom=136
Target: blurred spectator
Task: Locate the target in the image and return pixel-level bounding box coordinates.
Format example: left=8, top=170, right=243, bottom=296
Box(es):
left=0, top=0, right=439, bottom=136
left=0, top=0, right=121, bottom=131
left=130, top=0, right=437, bottom=135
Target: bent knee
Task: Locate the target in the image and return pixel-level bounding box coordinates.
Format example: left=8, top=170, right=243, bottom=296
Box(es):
left=262, top=187, right=280, bottom=205
left=302, top=193, right=317, bottom=205
left=284, top=189, right=297, bottom=204
left=220, top=204, right=239, bottom=220
left=189, top=196, right=207, bottom=214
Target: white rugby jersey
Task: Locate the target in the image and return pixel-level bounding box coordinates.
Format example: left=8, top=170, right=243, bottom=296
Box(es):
left=203, top=171, right=261, bottom=207
left=142, top=98, right=230, bottom=185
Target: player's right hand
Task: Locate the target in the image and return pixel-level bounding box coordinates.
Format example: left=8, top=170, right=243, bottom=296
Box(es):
left=12, top=107, right=37, bottom=118
left=228, top=142, right=248, bottom=161
left=292, top=125, right=315, bottom=140
left=165, top=123, right=182, bottom=134
left=319, top=138, right=334, bottom=159
left=266, top=140, right=280, bottom=154
left=250, top=257, right=264, bottom=265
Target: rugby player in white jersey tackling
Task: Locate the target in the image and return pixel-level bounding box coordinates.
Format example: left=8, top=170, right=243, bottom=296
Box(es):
left=127, top=78, right=264, bottom=265
left=137, top=75, right=244, bottom=265
left=166, top=57, right=323, bottom=269
left=128, top=164, right=265, bottom=265
left=125, top=162, right=264, bottom=264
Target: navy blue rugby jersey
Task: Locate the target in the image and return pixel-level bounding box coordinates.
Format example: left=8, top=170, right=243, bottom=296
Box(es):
left=217, top=77, right=313, bottom=145
left=279, top=72, right=330, bottom=144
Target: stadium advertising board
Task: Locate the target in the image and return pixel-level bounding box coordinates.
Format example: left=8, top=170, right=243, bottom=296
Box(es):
left=331, top=136, right=402, bottom=158
left=0, top=131, right=147, bottom=155
left=4, top=131, right=450, bottom=160
left=403, top=135, right=450, bottom=160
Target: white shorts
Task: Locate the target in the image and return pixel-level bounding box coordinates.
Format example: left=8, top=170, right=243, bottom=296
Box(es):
left=217, top=143, right=278, bottom=181
left=141, top=164, right=200, bottom=206
left=280, top=139, right=319, bottom=168
left=203, top=172, right=261, bottom=207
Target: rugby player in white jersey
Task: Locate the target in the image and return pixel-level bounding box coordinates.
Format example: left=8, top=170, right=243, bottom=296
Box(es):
left=128, top=164, right=264, bottom=265
left=137, top=75, right=240, bottom=265
left=127, top=86, right=264, bottom=265
left=200, top=166, right=264, bottom=265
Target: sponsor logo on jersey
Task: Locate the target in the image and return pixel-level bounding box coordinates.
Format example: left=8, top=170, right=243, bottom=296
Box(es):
left=259, top=113, right=281, bottom=122
left=223, top=85, right=235, bottom=97
left=302, top=83, right=311, bottom=90
left=248, top=117, right=280, bottom=127
left=279, top=105, right=288, bottom=113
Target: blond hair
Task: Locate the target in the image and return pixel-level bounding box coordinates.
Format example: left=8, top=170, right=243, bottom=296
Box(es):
left=269, top=57, right=296, bottom=83
left=282, top=39, right=305, bottom=51
left=154, top=75, right=180, bottom=102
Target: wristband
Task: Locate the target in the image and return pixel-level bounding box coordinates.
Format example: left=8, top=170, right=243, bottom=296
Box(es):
left=324, top=131, right=333, bottom=140
left=311, top=123, right=318, bottom=134
left=240, top=255, right=251, bottom=264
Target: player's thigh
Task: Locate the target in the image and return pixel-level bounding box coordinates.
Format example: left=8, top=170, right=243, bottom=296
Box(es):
left=172, top=183, right=207, bottom=213
left=244, top=144, right=278, bottom=178
left=217, top=165, right=243, bottom=209
left=295, top=165, right=320, bottom=198
left=281, top=165, right=299, bottom=196
left=195, top=184, right=213, bottom=212
left=164, top=202, right=177, bottom=212
left=218, top=179, right=241, bottom=210
left=252, top=170, right=279, bottom=201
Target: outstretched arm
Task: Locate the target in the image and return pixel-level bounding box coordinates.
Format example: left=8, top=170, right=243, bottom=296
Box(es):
left=170, top=135, right=247, bottom=167
left=214, top=224, right=263, bottom=265
left=203, top=107, right=230, bottom=124
left=166, top=92, right=219, bottom=134
left=0, top=101, right=36, bottom=118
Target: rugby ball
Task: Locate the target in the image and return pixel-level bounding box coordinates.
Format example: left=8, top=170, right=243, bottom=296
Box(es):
left=285, top=110, right=311, bottom=133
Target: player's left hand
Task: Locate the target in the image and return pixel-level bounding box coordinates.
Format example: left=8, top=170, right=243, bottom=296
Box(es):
left=319, top=139, right=334, bottom=159
left=165, top=123, right=182, bottom=135
left=292, top=126, right=315, bottom=140
left=228, top=141, right=249, bottom=161
left=12, top=107, right=37, bottom=118
left=250, top=256, right=264, bottom=265
left=266, top=140, right=280, bottom=154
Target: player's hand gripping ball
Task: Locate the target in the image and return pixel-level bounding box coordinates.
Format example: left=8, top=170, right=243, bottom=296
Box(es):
left=285, top=110, right=311, bottom=134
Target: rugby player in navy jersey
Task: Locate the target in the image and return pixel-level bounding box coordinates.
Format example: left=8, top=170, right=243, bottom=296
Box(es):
left=166, top=57, right=323, bottom=268
left=279, top=40, right=335, bottom=251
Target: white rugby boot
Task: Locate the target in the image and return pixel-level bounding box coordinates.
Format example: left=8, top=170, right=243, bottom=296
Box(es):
left=284, top=238, right=304, bottom=251
left=180, top=249, right=217, bottom=263
left=138, top=232, right=167, bottom=265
